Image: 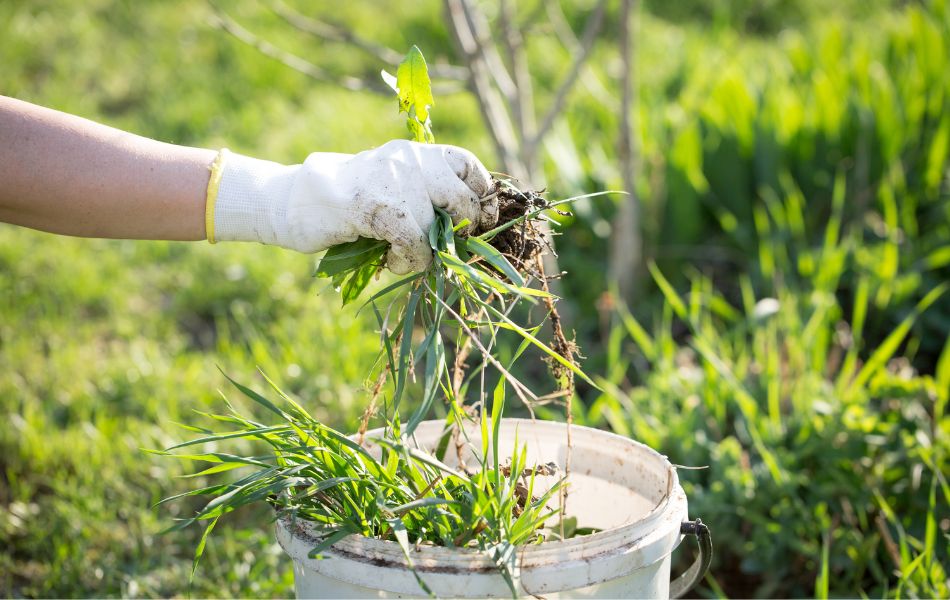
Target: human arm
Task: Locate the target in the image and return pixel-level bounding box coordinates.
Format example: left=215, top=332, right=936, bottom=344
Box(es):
left=0, top=96, right=497, bottom=273
left=0, top=95, right=213, bottom=241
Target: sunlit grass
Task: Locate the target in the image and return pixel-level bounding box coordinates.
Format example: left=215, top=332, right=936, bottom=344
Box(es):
left=2, top=0, right=948, bottom=598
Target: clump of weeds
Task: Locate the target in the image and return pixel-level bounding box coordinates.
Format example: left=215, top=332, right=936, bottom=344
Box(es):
left=157, top=46, right=616, bottom=596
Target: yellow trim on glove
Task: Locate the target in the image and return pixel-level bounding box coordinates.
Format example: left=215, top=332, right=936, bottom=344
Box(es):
left=205, top=148, right=230, bottom=244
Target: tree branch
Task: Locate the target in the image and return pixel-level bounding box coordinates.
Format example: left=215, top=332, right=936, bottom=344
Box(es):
left=268, top=0, right=469, bottom=82
left=528, top=0, right=608, bottom=154
left=545, top=1, right=619, bottom=112
left=210, top=9, right=383, bottom=93
left=499, top=0, right=537, bottom=161
left=458, top=0, right=519, bottom=102
left=444, top=0, right=525, bottom=179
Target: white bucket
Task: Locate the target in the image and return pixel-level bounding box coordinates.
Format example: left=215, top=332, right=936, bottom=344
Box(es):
left=276, top=419, right=700, bottom=598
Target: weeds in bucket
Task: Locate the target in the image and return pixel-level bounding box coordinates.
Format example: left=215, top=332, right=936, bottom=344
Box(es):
left=157, top=46, right=612, bottom=595
left=153, top=372, right=563, bottom=595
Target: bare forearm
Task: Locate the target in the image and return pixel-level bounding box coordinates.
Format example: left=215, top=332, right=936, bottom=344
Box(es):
left=0, top=96, right=215, bottom=241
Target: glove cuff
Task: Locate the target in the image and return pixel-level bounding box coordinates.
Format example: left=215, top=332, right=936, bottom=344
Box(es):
left=208, top=149, right=297, bottom=247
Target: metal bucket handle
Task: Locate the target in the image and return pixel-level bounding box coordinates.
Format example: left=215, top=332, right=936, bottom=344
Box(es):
left=669, top=519, right=713, bottom=599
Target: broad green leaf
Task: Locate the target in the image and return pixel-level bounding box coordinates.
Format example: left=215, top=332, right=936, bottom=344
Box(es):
left=315, top=237, right=388, bottom=278
left=340, top=261, right=380, bottom=306
left=395, top=45, right=435, bottom=143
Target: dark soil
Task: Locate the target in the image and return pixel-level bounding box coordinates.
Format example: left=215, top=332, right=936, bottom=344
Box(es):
left=475, top=179, right=552, bottom=275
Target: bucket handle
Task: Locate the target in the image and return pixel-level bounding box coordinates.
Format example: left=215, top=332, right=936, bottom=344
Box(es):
left=669, top=519, right=713, bottom=599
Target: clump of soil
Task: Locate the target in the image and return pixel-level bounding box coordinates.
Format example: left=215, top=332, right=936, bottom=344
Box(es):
left=474, top=179, right=553, bottom=275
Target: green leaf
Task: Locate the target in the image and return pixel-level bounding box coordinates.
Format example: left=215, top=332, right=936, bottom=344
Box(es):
left=434, top=207, right=455, bottom=254
left=390, top=497, right=458, bottom=515
left=340, top=261, right=380, bottom=306
left=439, top=252, right=547, bottom=300
left=307, top=527, right=355, bottom=559
left=465, top=236, right=525, bottom=287
left=315, top=238, right=388, bottom=278
left=387, top=517, right=434, bottom=596
left=476, top=191, right=622, bottom=241
left=615, top=296, right=656, bottom=361
left=220, top=370, right=289, bottom=419
left=648, top=262, right=688, bottom=320
left=850, top=283, right=947, bottom=392
left=357, top=272, right=424, bottom=314
left=164, top=425, right=290, bottom=451
left=395, top=45, right=435, bottom=143
left=191, top=516, right=219, bottom=580
left=491, top=376, right=505, bottom=489
left=407, top=323, right=444, bottom=435
left=393, top=286, right=423, bottom=411
left=479, top=300, right=598, bottom=388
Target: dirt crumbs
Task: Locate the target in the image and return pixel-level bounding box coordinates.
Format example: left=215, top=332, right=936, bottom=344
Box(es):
left=475, top=179, right=555, bottom=275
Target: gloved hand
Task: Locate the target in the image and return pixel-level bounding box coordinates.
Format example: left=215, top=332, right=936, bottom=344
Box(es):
left=208, top=140, right=498, bottom=274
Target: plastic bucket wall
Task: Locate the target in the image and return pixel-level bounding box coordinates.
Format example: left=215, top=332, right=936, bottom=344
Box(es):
left=276, top=419, right=689, bottom=598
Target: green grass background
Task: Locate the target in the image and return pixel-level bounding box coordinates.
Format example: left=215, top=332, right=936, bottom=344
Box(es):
left=2, top=0, right=948, bottom=597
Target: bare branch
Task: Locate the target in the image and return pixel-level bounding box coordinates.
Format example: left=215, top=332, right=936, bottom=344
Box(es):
left=499, top=0, right=537, bottom=156
left=545, top=1, right=619, bottom=111
left=269, top=0, right=469, bottom=82
left=528, top=0, right=608, bottom=153
left=271, top=0, right=403, bottom=63
left=444, top=0, right=524, bottom=178
left=211, top=8, right=464, bottom=97
left=210, top=9, right=382, bottom=93
left=458, top=0, right=519, bottom=101
left=516, top=0, right=550, bottom=32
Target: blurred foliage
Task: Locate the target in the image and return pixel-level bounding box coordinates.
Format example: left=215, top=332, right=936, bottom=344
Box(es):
left=1, top=0, right=948, bottom=598
left=556, top=1, right=950, bottom=373
left=557, top=183, right=949, bottom=596
left=642, top=0, right=899, bottom=34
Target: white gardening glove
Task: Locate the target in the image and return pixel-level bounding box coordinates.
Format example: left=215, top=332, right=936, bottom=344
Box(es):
left=208, top=140, right=498, bottom=274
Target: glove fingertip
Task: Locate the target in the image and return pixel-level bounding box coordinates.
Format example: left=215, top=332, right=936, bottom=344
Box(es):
left=443, top=146, right=492, bottom=198
left=385, top=250, right=411, bottom=275
left=386, top=245, right=432, bottom=275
